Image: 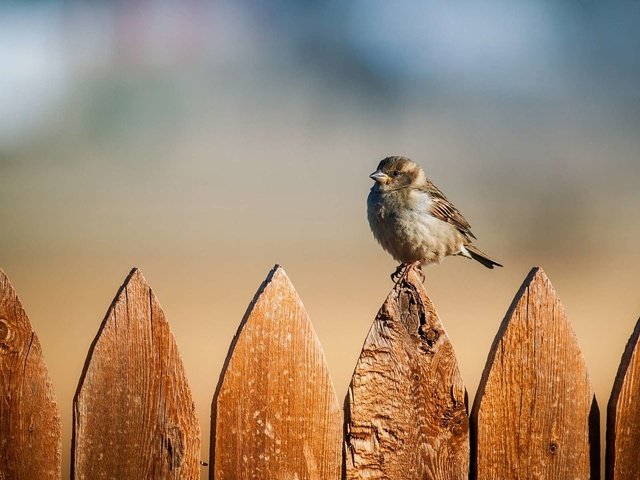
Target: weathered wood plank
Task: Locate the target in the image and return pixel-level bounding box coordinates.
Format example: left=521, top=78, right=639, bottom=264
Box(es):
left=73, top=268, right=200, bottom=480
left=345, top=263, right=469, bottom=479
left=471, top=267, right=599, bottom=480
left=0, top=269, right=61, bottom=479
left=211, top=265, right=342, bottom=480
left=607, top=317, right=640, bottom=479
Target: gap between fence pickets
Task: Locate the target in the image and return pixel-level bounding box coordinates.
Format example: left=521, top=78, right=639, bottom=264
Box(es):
left=2, top=265, right=640, bottom=479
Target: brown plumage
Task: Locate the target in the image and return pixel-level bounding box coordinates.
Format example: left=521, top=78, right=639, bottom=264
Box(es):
left=367, top=156, right=502, bottom=271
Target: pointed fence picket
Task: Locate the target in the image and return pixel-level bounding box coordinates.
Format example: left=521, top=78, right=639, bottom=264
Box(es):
left=344, top=263, right=469, bottom=479
left=1, top=265, right=640, bottom=479
left=0, top=270, right=61, bottom=479
left=607, top=317, right=640, bottom=480
left=72, top=268, right=200, bottom=479
left=470, top=267, right=599, bottom=479
left=210, top=265, right=342, bottom=480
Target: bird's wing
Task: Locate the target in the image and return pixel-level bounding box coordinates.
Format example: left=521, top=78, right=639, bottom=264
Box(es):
left=417, top=180, right=477, bottom=240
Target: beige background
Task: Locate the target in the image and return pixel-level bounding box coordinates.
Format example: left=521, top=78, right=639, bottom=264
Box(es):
left=2, top=2, right=640, bottom=477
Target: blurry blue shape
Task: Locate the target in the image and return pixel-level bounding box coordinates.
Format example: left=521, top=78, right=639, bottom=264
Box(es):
left=347, top=0, right=561, bottom=94
left=0, top=2, right=71, bottom=148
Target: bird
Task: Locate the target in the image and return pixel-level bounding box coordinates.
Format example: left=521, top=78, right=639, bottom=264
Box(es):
left=367, top=155, right=502, bottom=279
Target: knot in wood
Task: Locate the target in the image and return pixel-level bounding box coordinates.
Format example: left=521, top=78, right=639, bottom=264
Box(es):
left=450, top=410, right=468, bottom=436
left=548, top=441, right=559, bottom=455
left=0, top=318, right=8, bottom=341
left=442, top=408, right=469, bottom=437
left=417, top=326, right=439, bottom=352
left=163, top=426, right=185, bottom=471
left=0, top=318, right=11, bottom=354
left=424, top=328, right=438, bottom=342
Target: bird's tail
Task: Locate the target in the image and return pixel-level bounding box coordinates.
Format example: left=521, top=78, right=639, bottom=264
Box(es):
left=464, top=244, right=503, bottom=269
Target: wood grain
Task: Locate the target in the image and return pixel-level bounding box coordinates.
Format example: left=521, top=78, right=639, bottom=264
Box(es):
left=73, top=268, right=200, bottom=479
left=211, top=265, right=342, bottom=480
left=345, top=263, right=469, bottom=479
left=471, top=267, right=599, bottom=480
left=0, top=269, right=61, bottom=479
left=607, top=317, right=640, bottom=479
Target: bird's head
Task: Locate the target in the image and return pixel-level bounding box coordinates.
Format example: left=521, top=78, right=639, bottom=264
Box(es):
left=369, top=156, right=423, bottom=191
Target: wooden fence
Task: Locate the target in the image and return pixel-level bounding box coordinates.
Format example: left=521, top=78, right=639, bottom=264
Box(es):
left=1, top=264, right=639, bottom=479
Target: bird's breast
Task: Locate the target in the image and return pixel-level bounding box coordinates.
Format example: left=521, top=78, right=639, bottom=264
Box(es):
left=367, top=188, right=464, bottom=264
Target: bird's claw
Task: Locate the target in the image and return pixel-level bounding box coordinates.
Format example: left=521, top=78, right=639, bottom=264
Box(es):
left=391, top=262, right=425, bottom=283
left=390, top=263, right=408, bottom=283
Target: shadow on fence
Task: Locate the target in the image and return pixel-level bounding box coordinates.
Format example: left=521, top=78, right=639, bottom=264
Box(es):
left=1, top=264, right=639, bottom=479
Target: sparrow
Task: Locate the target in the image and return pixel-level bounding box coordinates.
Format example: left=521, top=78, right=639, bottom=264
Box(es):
left=367, top=156, right=502, bottom=278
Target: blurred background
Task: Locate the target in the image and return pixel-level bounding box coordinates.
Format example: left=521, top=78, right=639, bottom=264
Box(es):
left=1, top=0, right=639, bottom=476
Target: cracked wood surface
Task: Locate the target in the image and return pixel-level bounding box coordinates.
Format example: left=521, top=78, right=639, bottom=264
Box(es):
left=471, top=267, right=599, bottom=480
left=211, top=265, right=342, bottom=480
left=607, top=317, right=640, bottom=480
left=72, top=268, right=200, bottom=479
left=0, top=269, right=61, bottom=479
left=345, top=263, right=469, bottom=479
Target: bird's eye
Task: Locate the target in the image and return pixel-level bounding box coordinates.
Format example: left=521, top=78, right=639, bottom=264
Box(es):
left=393, top=170, right=401, bottom=176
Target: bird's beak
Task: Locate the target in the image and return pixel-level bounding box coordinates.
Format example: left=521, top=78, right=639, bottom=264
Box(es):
left=369, top=170, right=389, bottom=183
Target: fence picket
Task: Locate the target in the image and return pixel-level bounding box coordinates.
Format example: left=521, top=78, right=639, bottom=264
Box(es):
left=72, top=268, right=200, bottom=479
left=471, top=267, right=599, bottom=479
left=344, top=263, right=469, bottom=479
left=211, top=265, right=342, bottom=480
left=0, top=269, right=61, bottom=479
left=606, top=317, right=640, bottom=479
